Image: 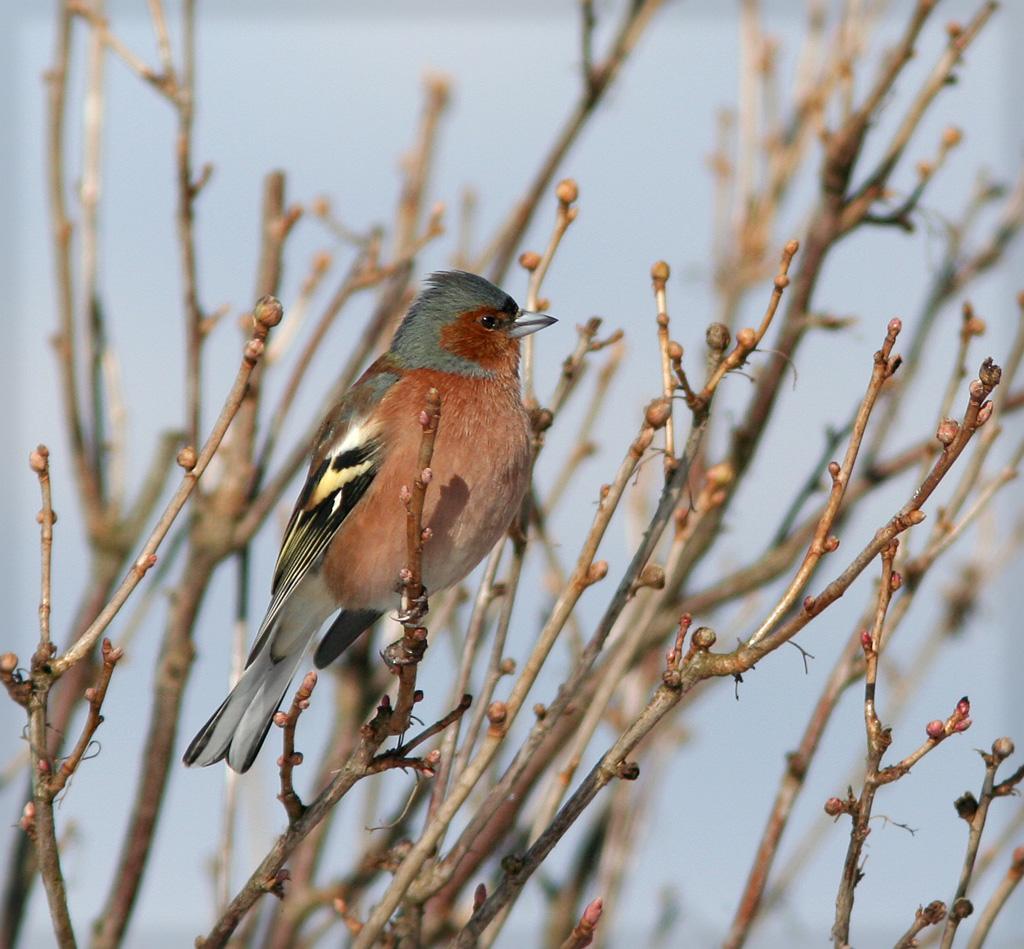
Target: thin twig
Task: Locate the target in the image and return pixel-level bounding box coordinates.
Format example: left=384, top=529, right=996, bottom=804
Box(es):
left=966, top=846, right=1024, bottom=949
left=53, top=297, right=282, bottom=676
left=749, top=316, right=901, bottom=646
left=651, top=261, right=676, bottom=476
left=940, top=738, right=1022, bottom=949
left=479, top=0, right=664, bottom=282
left=831, top=542, right=906, bottom=946
left=26, top=446, right=74, bottom=948
left=518, top=179, right=579, bottom=408
left=49, top=638, right=123, bottom=796
left=893, top=901, right=948, bottom=949
left=559, top=896, right=603, bottom=949
left=277, top=671, right=319, bottom=825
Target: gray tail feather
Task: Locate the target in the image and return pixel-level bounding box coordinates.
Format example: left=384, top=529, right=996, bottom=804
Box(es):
left=184, top=609, right=326, bottom=772
left=182, top=636, right=308, bottom=772
left=313, top=609, right=382, bottom=668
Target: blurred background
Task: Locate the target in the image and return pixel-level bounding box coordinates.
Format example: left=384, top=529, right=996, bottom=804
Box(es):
left=3, top=1, right=1023, bottom=945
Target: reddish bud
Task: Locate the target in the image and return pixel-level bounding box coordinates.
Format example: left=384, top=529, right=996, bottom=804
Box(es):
left=692, top=626, right=716, bottom=649
left=707, top=462, right=734, bottom=487
left=518, top=251, right=541, bottom=271
left=644, top=397, right=672, bottom=429
left=177, top=446, right=198, bottom=470
left=736, top=328, right=757, bottom=350
left=651, top=260, right=670, bottom=283
left=273, top=712, right=288, bottom=728
left=473, top=883, right=487, bottom=910
left=245, top=339, right=266, bottom=361
left=824, top=797, right=844, bottom=817
left=667, top=340, right=683, bottom=360
left=29, top=445, right=50, bottom=473
left=802, top=595, right=815, bottom=613
left=254, top=296, right=284, bottom=328
left=487, top=701, right=507, bottom=727
left=555, top=178, right=579, bottom=205
left=828, top=461, right=841, bottom=480
left=888, top=318, right=903, bottom=337
left=950, top=898, right=973, bottom=921
left=976, top=402, right=994, bottom=426
left=926, top=720, right=945, bottom=739
left=824, top=536, right=839, bottom=553
left=581, top=896, right=603, bottom=928
left=921, top=901, right=947, bottom=925
left=936, top=418, right=958, bottom=446
left=992, top=737, right=1014, bottom=760
left=636, top=564, right=665, bottom=590
left=956, top=696, right=971, bottom=718
left=890, top=572, right=903, bottom=592
left=861, top=630, right=873, bottom=653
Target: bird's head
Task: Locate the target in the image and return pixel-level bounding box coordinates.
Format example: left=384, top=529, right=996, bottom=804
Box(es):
left=390, top=271, right=556, bottom=377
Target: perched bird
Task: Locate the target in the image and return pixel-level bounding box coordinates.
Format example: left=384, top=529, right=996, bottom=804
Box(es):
left=184, top=271, right=556, bottom=772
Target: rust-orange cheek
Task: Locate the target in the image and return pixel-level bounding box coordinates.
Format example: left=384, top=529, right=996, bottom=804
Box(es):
left=439, top=313, right=518, bottom=373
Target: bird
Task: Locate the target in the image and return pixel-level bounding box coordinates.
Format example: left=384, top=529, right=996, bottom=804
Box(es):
left=184, top=271, right=556, bottom=772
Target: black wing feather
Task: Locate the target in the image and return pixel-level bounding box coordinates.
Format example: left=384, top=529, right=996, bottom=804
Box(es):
left=245, top=441, right=379, bottom=667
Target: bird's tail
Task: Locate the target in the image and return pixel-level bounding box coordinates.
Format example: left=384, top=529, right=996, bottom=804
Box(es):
left=183, top=590, right=332, bottom=773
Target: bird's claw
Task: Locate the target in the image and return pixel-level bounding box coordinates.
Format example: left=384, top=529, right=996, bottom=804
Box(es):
left=381, top=630, right=428, bottom=670
left=396, top=590, right=429, bottom=627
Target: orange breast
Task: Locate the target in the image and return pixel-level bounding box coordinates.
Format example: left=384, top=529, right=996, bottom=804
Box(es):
left=321, top=370, right=531, bottom=609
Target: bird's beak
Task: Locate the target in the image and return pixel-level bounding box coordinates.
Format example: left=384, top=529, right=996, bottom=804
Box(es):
left=508, top=310, right=557, bottom=339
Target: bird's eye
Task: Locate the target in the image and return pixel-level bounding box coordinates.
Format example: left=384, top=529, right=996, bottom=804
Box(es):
left=480, top=314, right=498, bottom=330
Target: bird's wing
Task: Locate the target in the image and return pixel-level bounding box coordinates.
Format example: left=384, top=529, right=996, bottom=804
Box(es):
left=247, top=368, right=398, bottom=665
